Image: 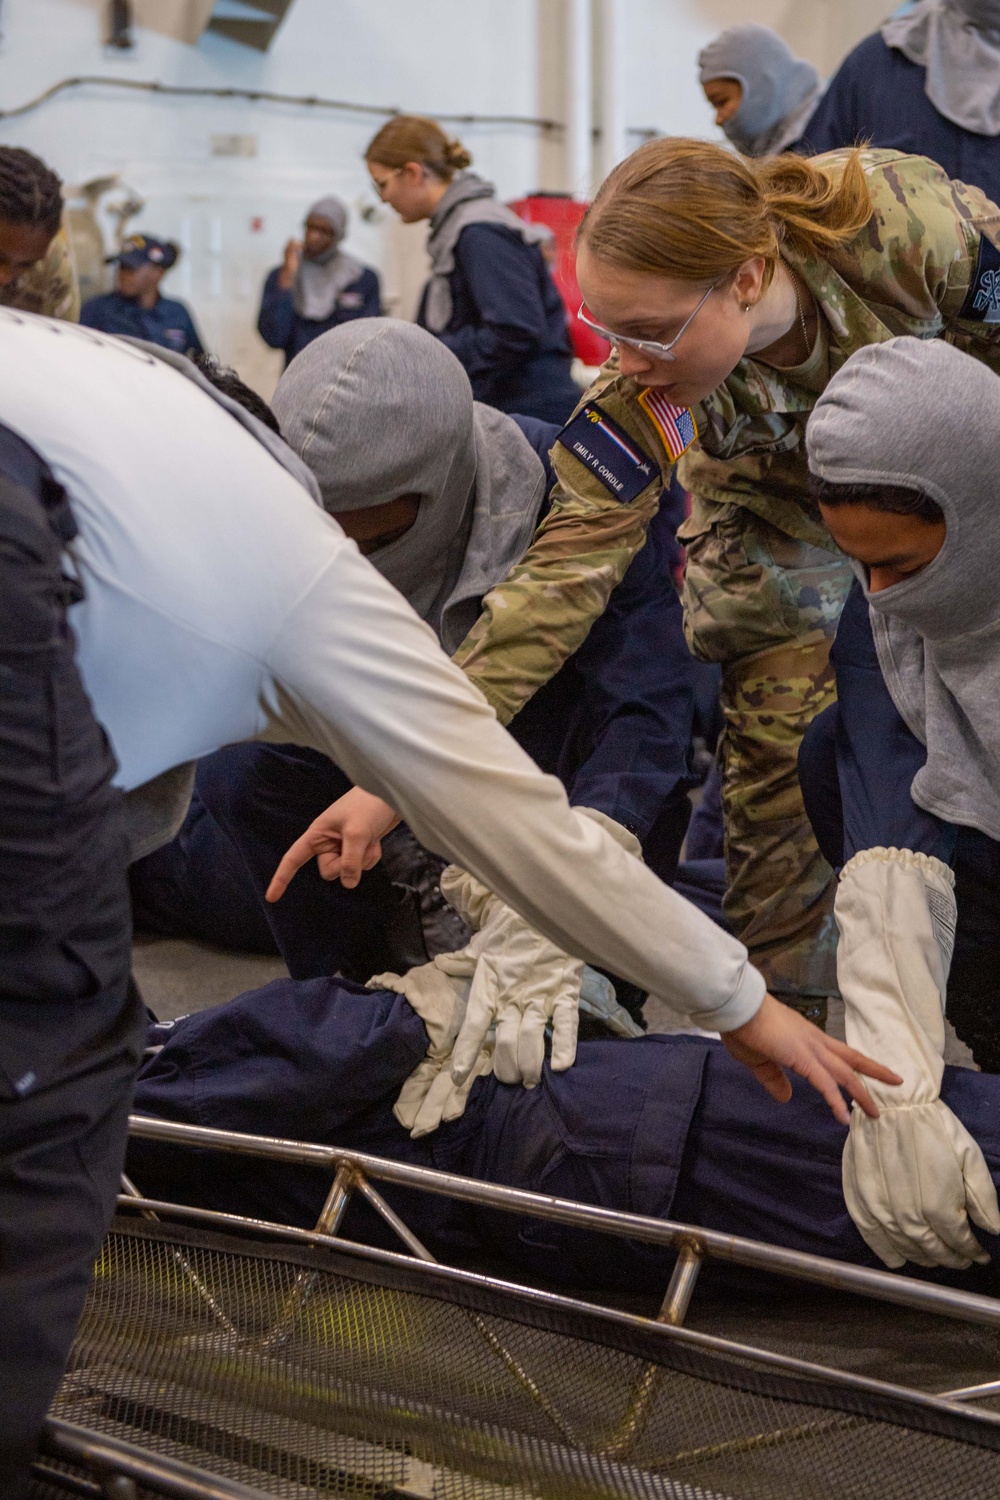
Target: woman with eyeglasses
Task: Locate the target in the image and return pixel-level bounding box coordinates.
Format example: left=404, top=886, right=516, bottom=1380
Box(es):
left=365, top=116, right=581, bottom=424
left=565, top=138, right=1000, bottom=1027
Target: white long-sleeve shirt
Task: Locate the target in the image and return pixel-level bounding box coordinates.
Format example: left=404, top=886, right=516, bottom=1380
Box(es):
left=0, top=311, right=764, bottom=1029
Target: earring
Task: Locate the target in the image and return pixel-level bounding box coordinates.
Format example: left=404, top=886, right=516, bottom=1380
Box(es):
left=743, top=303, right=752, bottom=313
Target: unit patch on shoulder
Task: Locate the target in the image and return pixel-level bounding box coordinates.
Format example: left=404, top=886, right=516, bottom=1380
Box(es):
left=555, top=403, right=657, bottom=503
left=637, top=388, right=698, bottom=461
left=960, top=234, right=1000, bottom=324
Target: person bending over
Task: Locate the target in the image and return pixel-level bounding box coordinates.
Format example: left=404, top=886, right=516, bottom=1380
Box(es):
left=366, top=116, right=580, bottom=424
left=798, top=336, right=1000, bottom=1274
left=0, top=146, right=78, bottom=321
left=0, top=310, right=893, bottom=1491
left=137, top=320, right=698, bottom=1027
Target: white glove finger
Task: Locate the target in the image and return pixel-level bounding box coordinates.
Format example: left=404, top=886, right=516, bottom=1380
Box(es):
left=435, top=944, right=480, bottom=978
left=549, top=995, right=579, bottom=1073
left=451, top=968, right=499, bottom=1085
left=516, top=1004, right=549, bottom=1089
left=393, top=1059, right=440, bottom=1132
left=955, top=1134, right=1000, bottom=1239
left=843, top=1148, right=906, bottom=1269
left=411, top=1065, right=463, bottom=1138
left=493, top=1005, right=526, bottom=1085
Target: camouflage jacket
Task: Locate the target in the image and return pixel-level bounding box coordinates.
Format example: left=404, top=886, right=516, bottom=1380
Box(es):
left=453, top=150, right=1000, bottom=722
left=0, top=229, right=80, bottom=322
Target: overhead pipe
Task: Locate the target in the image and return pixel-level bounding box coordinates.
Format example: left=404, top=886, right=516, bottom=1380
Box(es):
left=596, top=0, right=627, bottom=184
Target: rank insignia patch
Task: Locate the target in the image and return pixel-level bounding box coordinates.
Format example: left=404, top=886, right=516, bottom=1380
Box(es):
left=960, top=235, right=1000, bottom=324
left=556, top=403, right=658, bottom=504
left=637, top=388, right=698, bottom=461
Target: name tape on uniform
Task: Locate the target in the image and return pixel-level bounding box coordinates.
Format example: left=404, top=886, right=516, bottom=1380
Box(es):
left=637, top=389, right=698, bottom=462
left=556, top=403, right=657, bottom=504
left=960, top=234, right=1000, bottom=325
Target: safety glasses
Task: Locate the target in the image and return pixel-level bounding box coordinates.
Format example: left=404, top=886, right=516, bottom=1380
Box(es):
left=577, top=281, right=718, bottom=362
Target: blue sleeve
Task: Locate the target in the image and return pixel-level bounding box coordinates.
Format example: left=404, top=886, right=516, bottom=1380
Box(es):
left=78, top=297, right=106, bottom=330
left=831, top=583, right=956, bottom=865
left=439, top=225, right=548, bottom=380
left=360, top=267, right=382, bottom=318
left=183, top=306, right=204, bottom=356
left=565, top=504, right=695, bottom=838
left=257, top=267, right=296, bottom=350
left=799, top=44, right=870, bottom=154
left=509, top=414, right=561, bottom=494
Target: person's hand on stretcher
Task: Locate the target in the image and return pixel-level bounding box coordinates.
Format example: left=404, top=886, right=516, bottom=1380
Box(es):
left=266, top=785, right=900, bottom=1127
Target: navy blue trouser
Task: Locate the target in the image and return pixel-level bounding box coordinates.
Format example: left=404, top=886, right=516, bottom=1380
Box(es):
left=799, top=583, right=1000, bottom=1070
left=130, top=976, right=1000, bottom=1297
left=0, top=453, right=143, bottom=1493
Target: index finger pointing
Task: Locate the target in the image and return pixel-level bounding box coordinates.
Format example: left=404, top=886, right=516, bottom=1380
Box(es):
left=266, top=833, right=318, bottom=903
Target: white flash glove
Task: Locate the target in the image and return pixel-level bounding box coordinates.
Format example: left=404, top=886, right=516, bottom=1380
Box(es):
left=837, top=847, right=1000, bottom=1270
left=442, top=810, right=642, bottom=1089
left=369, top=961, right=493, bottom=1139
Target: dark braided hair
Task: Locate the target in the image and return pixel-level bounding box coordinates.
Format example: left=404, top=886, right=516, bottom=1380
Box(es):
left=0, top=147, right=64, bottom=238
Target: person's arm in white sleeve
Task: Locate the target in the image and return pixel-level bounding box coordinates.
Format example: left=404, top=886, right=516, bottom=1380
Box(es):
left=260, top=541, right=899, bottom=1120
left=838, top=846, right=1000, bottom=1268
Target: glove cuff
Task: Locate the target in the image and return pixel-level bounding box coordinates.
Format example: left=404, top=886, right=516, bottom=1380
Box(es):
left=577, top=806, right=643, bottom=861
left=840, top=845, right=954, bottom=889
left=440, top=865, right=498, bottom=932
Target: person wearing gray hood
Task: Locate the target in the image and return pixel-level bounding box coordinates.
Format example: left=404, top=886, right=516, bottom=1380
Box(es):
left=167, top=318, right=698, bottom=1044
left=257, top=195, right=382, bottom=367
left=804, top=1, right=1000, bottom=205
left=365, top=116, right=580, bottom=424
left=799, top=336, right=1000, bottom=1275
left=699, top=25, right=824, bottom=158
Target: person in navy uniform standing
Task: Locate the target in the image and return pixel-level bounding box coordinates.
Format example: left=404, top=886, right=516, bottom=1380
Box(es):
left=366, top=116, right=581, bottom=425
left=80, top=234, right=203, bottom=353
left=257, top=195, right=382, bottom=367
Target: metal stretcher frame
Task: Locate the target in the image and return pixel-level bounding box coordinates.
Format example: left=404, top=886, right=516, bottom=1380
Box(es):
left=39, top=1110, right=1000, bottom=1500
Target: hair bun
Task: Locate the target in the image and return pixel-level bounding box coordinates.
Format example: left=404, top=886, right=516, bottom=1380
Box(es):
left=444, top=138, right=472, bottom=171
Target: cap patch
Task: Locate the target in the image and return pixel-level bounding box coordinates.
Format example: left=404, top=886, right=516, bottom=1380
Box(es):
left=637, top=388, right=698, bottom=461
left=556, top=403, right=657, bottom=503
left=960, top=234, right=1000, bottom=324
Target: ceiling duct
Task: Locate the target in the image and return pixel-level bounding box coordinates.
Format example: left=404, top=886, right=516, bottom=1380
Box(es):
left=206, top=0, right=295, bottom=50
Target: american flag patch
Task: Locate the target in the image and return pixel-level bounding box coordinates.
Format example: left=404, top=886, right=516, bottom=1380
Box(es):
left=637, top=389, right=698, bottom=461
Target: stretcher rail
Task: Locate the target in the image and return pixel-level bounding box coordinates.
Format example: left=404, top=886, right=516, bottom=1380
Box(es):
left=127, top=1112, right=1000, bottom=1333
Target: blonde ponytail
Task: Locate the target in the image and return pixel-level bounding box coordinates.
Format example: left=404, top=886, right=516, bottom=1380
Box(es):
left=580, top=138, right=873, bottom=289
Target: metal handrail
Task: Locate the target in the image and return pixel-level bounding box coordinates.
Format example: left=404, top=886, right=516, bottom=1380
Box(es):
left=127, top=1113, right=1000, bottom=1332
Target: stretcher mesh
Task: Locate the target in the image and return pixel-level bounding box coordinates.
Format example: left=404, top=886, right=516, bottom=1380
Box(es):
left=49, top=1219, right=1000, bottom=1500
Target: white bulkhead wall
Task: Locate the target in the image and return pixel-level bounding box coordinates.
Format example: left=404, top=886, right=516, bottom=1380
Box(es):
left=0, top=0, right=882, bottom=397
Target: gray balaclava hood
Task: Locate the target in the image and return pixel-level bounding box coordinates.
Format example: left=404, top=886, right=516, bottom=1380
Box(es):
left=882, top=0, right=1000, bottom=135
left=294, top=194, right=365, bottom=322
left=272, top=318, right=546, bottom=652
left=807, top=336, right=1000, bottom=840
left=699, top=24, right=823, bottom=156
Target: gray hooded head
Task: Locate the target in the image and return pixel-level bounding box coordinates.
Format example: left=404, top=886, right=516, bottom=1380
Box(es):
left=882, top=0, right=1000, bottom=135
left=272, top=319, right=546, bottom=653
left=698, top=24, right=823, bottom=156
left=293, top=194, right=365, bottom=321
left=807, top=336, right=1000, bottom=838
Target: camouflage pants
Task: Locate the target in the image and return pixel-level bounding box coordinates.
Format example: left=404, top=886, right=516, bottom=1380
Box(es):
left=679, top=497, right=854, bottom=1017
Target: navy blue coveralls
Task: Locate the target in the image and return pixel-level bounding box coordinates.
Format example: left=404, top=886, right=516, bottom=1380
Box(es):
left=799, top=583, right=1000, bottom=1070
left=417, top=224, right=581, bottom=425
left=0, top=426, right=144, bottom=1492
left=79, top=291, right=205, bottom=356
left=129, top=977, right=1000, bottom=1296
left=803, top=33, right=1000, bottom=206
left=257, top=265, right=383, bottom=367
left=130, top=418, right=697, bottom=987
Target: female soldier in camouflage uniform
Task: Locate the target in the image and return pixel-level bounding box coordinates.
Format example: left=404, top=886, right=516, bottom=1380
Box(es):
left=277, top=141, right=1000, bottom=1026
